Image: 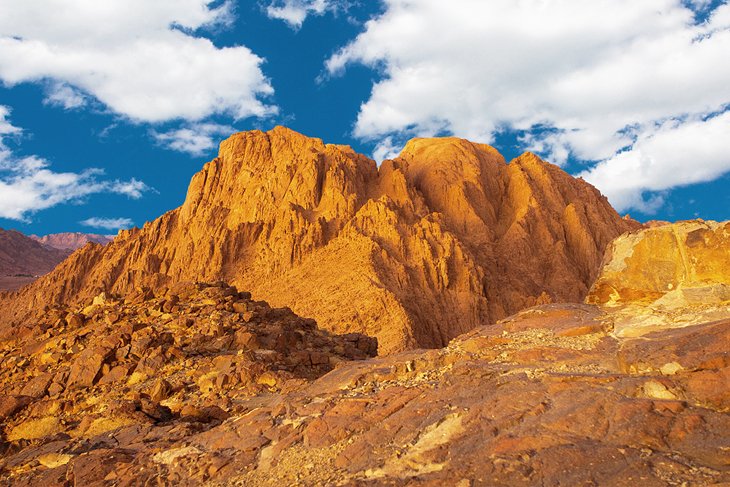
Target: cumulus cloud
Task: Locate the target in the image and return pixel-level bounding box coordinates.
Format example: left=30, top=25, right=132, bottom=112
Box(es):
left=266, top=0, right=331, bottom=28
left=153, top=123, right=236, bottom=156
left=372, top=136, right=402, bottom=162
left=0, top=106, right=150, bottom=221
left=327, top=0, right=730, bottom=213
left=80, top=217, right=134, bottom=231
left=0, top=0, right=275, bottom=122
left=579, top=111, right=730, bottom=213
left=43, top=83, right=87, bottom=110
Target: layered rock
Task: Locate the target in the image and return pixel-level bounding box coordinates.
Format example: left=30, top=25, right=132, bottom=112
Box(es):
left=30, top=233, right=114, bottom=251
left=587, top=220, right=730, bottom=336
left=0, top=229, right=70, bottom=291
left=0, top=127, right=638, bottom=353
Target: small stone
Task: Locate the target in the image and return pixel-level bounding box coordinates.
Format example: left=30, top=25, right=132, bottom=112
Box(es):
left=660, top=362, right=684, bottom=375
left=643, top=380, right=678, bottom=400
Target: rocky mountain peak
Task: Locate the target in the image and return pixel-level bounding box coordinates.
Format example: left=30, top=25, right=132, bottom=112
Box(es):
left=0, top=127, right=639, bottom=353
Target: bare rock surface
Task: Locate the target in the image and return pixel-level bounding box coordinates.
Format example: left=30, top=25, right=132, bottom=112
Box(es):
left=2, top=300, right=728, bottom=486
left=0, top=281, right=376, bottom=485
left=2, top=215, right=730, bottom=485
left=0, top=127, right=637, bottom=353
left=588, top=220, right=730, bottom=337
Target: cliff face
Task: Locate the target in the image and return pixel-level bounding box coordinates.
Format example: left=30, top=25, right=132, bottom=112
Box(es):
left=31, top=233, right=114, bottom=251
left=0, top=127, right=638, bottom=353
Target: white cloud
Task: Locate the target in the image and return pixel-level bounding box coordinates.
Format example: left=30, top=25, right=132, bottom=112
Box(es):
left=0, top=105, right=20, bottom=140
left=153, top=122, right=236, bottom=156
left=0, top=0, right=275, bottom=122
left=327, top=0, right=730, bottom=212
left=579, top=111, right=730, bottom=213
left=266, top=0, right=331, bottom=28
left=0, top=106, right=150, bottom=221
left=80, top=217, right=134, bottom=231
left=43, top=82, right=87, bottom=110
left=372, top=136, right=402, bottom=162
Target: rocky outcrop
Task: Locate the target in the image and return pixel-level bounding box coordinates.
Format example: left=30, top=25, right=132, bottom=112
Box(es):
left=30, top=233, right=114, bottom=251
left=0, top=229, right=70, bottom=291
left=0, top=281, right=375, bottom=483
left=0, top=127, right=638, bottom=353
left=587, top=220, right=730, bottom=336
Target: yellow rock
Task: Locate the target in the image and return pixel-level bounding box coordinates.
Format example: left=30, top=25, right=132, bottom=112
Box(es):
left=78, top=417, right=136, bottom=438
left=660, top=362, right=684, bottom=376
left=127, top=371, right=148, bottom=386
left=7, top=417, right=61, bottom=441
left=588, top=220, right=730, bottom=308
left=256, top=371, right=278, bottom=387
left=37, top=453, right=73, bottom=468
left=642, top=380, right=677, bottom=400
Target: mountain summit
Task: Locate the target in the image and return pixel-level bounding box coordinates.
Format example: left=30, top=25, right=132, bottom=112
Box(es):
left=0, top=127, right=638, bottom=353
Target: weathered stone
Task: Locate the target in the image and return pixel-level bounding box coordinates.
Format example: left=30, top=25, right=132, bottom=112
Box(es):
left=0, top=394, right=32, bottom=420
left=19, top=372, right=53, bottom=398
left=66, top=347, right=112, bottom=389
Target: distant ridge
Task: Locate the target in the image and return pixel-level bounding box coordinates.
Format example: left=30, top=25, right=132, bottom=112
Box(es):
left=31, top=232, right=115, bottom=251
left=0, top=228, right=70, bottom=291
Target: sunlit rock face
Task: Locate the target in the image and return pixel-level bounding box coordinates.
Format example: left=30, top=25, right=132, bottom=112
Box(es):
left=588, top=220, right=730, bottom=336
left=0, top=127, right=637, bottom=354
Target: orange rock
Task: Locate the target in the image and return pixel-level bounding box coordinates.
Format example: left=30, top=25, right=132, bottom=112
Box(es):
left=0, top=127, right=637, bottom=353
left=588, top=220, right=730, bottom=308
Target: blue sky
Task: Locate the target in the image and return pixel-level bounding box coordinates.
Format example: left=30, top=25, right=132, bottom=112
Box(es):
left=0, top=0, right=728, bottom=236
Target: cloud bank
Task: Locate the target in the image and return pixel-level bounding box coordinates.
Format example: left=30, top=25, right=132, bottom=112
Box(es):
left=0, top=0, right=275, bottom=123
left=327, top=0, right=730, bottom=212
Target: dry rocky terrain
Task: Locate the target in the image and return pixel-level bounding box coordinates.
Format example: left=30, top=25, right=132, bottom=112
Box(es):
left=0, top=221, right=728, bottom=486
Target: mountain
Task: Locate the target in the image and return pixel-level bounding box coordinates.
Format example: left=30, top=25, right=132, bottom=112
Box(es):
left=1, top=222, right=728, bottom=485
left=0, top=229, right=70, bottom=292
left=0, top=127, right=638, bottom=353
left=30, top=233, right=115, bottom=251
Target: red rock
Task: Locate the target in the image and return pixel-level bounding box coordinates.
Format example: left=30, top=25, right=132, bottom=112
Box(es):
left=66, top=346, right=112, bottom=389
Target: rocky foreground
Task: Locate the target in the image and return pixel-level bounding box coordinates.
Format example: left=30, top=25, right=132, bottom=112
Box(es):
left=2, top=299, right=728, bottom=485
left=0, top=281, right=376, bottom=485
left=0, top=221, right=729, bottom=485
